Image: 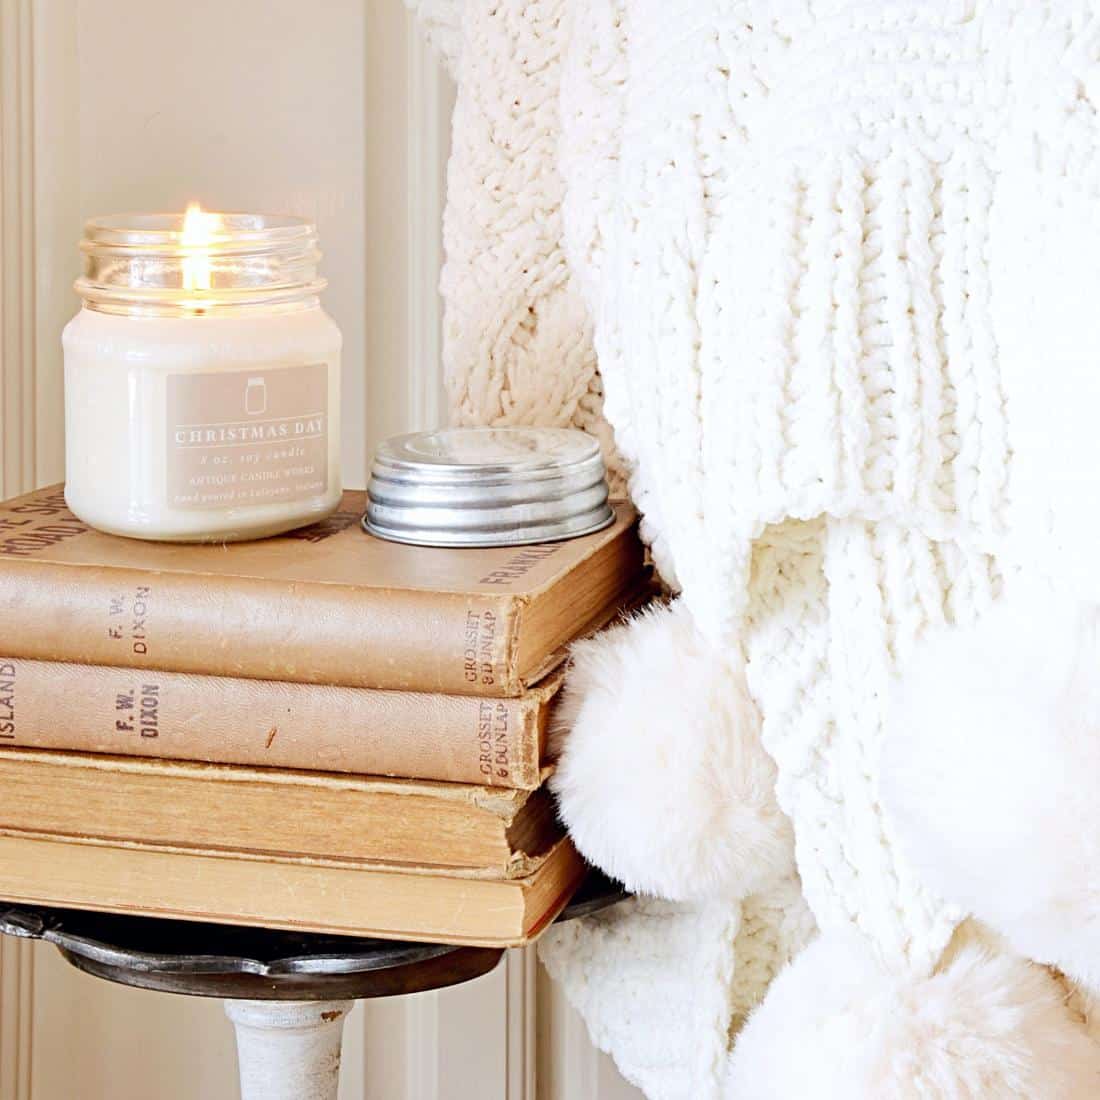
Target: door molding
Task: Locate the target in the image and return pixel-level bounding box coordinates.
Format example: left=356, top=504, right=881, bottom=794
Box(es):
left=0, top=3, right=45, bottom=1086
left=0, top=940, right=32, bottom=1100
left=537, top=960, right=599, bottom=1100
left=403, top=9, right=449, bottom=433
left=364, top=4, right=451, bottom=453
left=507, top=949, right=537, bottom=1099
left=0, top=0, right=38, bottom=499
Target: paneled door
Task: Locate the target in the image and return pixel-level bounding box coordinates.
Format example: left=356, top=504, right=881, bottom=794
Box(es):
left=0, top=1, right=643, bottom=1096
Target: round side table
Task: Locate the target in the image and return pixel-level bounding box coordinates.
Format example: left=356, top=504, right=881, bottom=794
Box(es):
left=0, top=872, right=625, bottom=1100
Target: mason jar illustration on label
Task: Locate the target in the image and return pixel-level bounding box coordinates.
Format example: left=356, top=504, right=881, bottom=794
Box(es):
left=245, top=377, right=268, bottom=416
left=166, top=364, right=329, bottom=511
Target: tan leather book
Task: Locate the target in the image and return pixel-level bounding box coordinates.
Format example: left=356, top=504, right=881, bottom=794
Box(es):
left=0, top=658, right=563, bottom=788
left=0, top=830, right=586, bottom=946
left=0, top=486, right=643, bottom=695
left=0, top=749, right=560, bottom=876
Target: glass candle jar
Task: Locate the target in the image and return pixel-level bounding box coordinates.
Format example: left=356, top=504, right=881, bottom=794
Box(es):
left=63, top=209, right=342, bottom=542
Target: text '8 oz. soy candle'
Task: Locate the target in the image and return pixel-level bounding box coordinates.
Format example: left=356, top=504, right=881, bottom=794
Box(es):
left=63, top=207, right=342, bottom=541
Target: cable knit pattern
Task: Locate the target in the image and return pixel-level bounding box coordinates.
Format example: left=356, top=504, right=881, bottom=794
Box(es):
left=727, top=876, right=818, bottom=1024
left=431, top=0, right=625, bottom=489
left=539, top=878, right=816, bottom=1099
left=739, top=517, right=999, bottom=973
left=574, top=1, right=1017, bottom=644
left=413, top=1, right=1100, bottom=1094
left=540, top=897, right=742, bottom=1099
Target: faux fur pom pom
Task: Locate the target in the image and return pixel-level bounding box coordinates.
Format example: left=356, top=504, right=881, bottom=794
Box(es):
left=549, top=600, right=793, bottom=903
left=726, top=930, right=1100, bottom=1099
left=881, top=585, right=1100, bottom=993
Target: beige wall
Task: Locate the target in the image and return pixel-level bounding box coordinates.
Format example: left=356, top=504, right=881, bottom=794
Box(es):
left=0, top=1, right=643, bottom=1096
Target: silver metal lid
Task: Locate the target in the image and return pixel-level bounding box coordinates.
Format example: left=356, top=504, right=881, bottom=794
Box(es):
left=364, top=427, right=614, bottom=547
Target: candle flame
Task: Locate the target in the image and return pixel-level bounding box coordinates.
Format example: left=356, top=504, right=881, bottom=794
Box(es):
left=181, top=202, right=220, bottom=293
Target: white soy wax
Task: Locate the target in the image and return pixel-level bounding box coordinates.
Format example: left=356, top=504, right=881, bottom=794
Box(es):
left=63, top=209, right=343, bottom=542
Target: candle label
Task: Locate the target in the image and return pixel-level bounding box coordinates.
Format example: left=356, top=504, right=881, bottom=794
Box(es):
left=166, top=363, right=328, bottom=511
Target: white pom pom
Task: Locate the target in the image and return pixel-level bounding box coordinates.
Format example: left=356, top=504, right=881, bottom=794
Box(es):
left=550, top=600, right=793, bottom=902
left=727, top=930, right=1100, bottom=1099
left=882, top=584, right=1100, bottom=992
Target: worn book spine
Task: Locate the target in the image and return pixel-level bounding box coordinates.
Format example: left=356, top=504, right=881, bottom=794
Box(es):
left=0, top=831, right=586, bottom=945
left=0, top=750, right=558, bottom=875
left=0, top=559, right=529, bottom=695
left=0, top=658, right=561, bottom=789
left=0, top=487, right=642, bottom=696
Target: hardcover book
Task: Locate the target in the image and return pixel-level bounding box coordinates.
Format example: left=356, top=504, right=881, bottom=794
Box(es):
left=0, top=830, right=585, bottom=946
left=0, top=486, right=643, bottom=695
left=0, top=659, right=564, bottom=788
left=0, top=749, right=561, bottom=876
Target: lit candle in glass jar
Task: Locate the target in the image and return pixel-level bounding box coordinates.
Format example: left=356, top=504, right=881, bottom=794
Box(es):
left=63, top=206, right=342, bottom=541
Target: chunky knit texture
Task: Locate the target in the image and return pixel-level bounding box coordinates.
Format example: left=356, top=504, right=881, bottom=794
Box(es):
left=431, top=0, right=625, bottom=491
left=411, top=2, right=1100, bottom=1095
left=539, top=877, right=815, bottom=1099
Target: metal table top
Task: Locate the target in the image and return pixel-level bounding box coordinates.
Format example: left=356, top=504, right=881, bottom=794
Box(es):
left=0, top=871, right=628, bottom=1000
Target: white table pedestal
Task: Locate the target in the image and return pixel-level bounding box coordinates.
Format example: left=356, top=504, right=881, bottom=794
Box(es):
left=0, top=876, right=619, bottom=1100
left=225, top=999, right=353, bottom=1100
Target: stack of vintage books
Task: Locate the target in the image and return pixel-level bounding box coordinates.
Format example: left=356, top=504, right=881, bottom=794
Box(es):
left=0, top=486, right=646, bottom=946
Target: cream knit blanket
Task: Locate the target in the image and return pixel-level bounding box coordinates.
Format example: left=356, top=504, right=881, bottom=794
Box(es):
left=412, top=3, right=1100, bottom=1096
